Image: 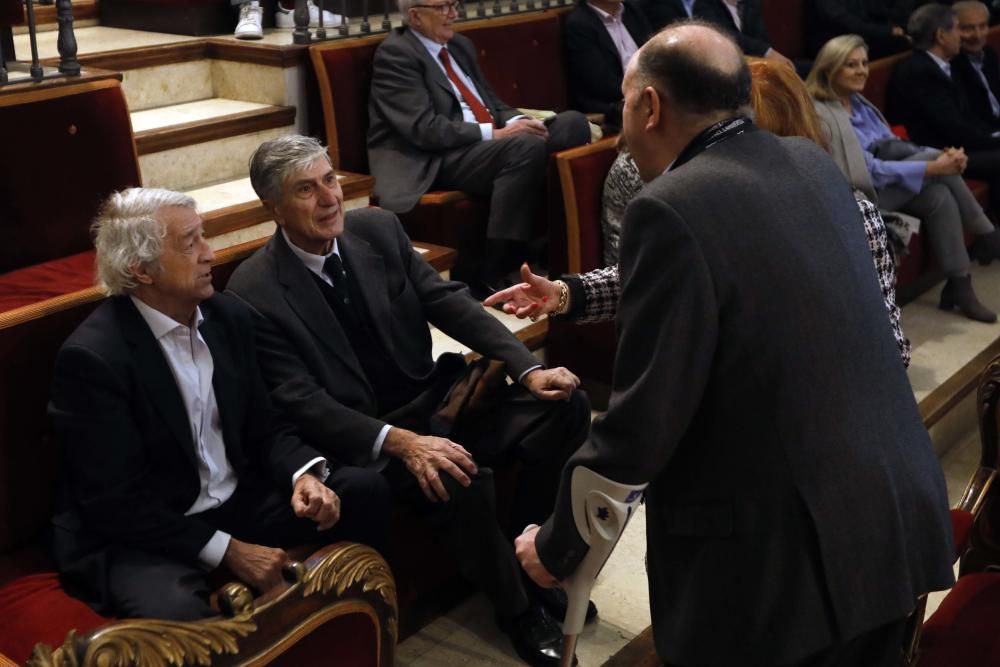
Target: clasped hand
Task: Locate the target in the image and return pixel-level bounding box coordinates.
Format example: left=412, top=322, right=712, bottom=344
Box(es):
left=522, top=367, right=580, bottom=401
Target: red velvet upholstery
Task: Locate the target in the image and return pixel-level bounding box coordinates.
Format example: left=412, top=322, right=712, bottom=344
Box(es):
left=952, top=509, right=975, bottom=558
left=761, top=0, right=804, bottom=60
left=0, top=80, right=140, bottom=275
left=919, top=572, right=1000, bottom=667
left=0, top=251, right=96, bottom=314
left=0, top=571, right=111, bottom=664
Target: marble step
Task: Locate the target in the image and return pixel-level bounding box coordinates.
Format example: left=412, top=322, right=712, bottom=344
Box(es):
left=132, top=98, right=296, bottom=155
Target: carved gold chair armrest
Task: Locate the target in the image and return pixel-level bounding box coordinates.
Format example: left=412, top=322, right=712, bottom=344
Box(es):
left=0, top=651, right=18, bottom=667
left=27, top=542, right=397, bottom=667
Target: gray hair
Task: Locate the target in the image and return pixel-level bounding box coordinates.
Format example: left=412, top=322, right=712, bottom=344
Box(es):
left=397, top=0, right=419, bottom=20
left=954, top=1, right=990, bottom=19
left=249, top=134, right=332, bottom=202
left=908, top=3, right=956, bottom=50
left=92, top=188, right=195, bottom=295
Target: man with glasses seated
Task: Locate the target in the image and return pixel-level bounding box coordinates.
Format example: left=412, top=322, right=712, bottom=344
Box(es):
left=366, top=0, right=591, bottom=298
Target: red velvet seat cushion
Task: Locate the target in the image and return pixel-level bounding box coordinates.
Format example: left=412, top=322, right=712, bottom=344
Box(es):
left=0, top=569, right=111, bottom=664
left=951, top=509, right=974, bottom=558
left=920, top=572, right=1000, bottom=667
left=0, top=251, right=97, bottom=314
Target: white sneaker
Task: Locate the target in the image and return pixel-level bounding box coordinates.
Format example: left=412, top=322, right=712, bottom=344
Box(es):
left=234, top=1, right=264, bottom=39
left=275, top=2, right=344, bottom=28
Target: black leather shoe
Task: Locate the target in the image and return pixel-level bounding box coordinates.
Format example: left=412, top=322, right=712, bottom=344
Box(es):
left=499, top=604, right=574, bottom=667
left=534, top=585, right=598, bottom=624
left=940, top=275, right=997, bottom=323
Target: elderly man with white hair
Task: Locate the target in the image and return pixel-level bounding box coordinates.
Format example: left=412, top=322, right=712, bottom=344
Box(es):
left=48, top=187, right=390, bottom=621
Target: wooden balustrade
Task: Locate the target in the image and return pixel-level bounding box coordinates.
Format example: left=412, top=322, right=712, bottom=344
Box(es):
left=0, top=0, right=78, bottom=85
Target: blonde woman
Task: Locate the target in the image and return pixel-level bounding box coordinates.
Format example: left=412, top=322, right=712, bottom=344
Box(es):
left=807, top=34, right=1000, bottom=322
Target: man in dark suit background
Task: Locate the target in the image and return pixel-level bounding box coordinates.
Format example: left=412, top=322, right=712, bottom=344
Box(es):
left=563, top=0, right=652, bottom=130
left=515, top=24, right=955, bottom=666
left=366, top=0, right=590, bottom=296
left=808, top=0, right=914, bottom=58
left=952, top=1, right=1000, bottom=128
left=889, top=3, right=1000, bottom=250
left=49, top=188, right=389, bottom=620
left=226, top=135, right=592, bottom=666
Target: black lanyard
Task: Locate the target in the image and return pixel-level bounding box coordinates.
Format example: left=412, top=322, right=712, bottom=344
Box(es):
left=670, top=116, right=753, bottom=171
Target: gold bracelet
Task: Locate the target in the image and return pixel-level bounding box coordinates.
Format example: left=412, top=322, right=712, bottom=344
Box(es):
left=553, top=280, right=570, bottom=316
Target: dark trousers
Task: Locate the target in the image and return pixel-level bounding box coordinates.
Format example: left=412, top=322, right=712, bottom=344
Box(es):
left=382, top=374, right=591, bottom=618
left=105, top=466, right=391, bottom=620
left=434, top=110, right=591, bottom=242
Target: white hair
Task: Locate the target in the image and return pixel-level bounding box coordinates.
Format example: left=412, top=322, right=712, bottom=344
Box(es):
left=92, top=188, right=196, bottom=295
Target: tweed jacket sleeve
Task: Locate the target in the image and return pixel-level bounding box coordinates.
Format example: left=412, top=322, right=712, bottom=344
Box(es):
left=855, top=198, right=910, bottom=367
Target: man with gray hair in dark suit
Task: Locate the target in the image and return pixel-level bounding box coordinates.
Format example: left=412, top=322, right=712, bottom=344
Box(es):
left=516, top=21, right=955, bottom=667
left=366, top=0, right=590, bottom=297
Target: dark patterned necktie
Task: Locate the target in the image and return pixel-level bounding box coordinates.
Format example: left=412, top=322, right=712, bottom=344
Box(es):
left=323, top=253, right=352, bottom=309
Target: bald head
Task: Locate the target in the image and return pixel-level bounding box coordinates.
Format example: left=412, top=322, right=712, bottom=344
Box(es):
left=629, top=21, right=751, bottom=117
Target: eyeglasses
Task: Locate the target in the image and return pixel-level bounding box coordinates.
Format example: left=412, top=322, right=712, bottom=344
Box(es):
left=412, top=1, right=461, bottom=14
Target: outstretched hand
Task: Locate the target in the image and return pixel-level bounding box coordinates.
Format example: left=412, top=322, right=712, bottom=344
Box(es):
left=482, top=263, right=563, bottom=319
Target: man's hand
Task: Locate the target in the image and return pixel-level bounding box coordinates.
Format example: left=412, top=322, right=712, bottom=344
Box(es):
left=292, top=473, right=341, bottom=531
left=482, top=263, right=563, bottom=319
left=495, top=118, right=548, bottom=141
left=764, top=48, right=794, bottom=69
left=515, top=525, right=559, bottom=588
left=383, top=428, right=478, bottom=503
left=523, top=367, right=580, bottom=401
left=223, top=538, right=289, bottom=592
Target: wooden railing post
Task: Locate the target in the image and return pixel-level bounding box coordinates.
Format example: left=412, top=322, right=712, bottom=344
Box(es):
left=293, top=0, right=311, bottom=43
left=56, top=0, right=80, bottom=75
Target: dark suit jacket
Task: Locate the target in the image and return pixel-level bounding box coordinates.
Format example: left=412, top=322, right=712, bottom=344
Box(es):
left=50, top=294, right=320, bottom=603
left=889, top=49, right=1000, bottom=150
left=697, top=0, right=771, bottom=56
left=952, top=47, right=1000, bottom=130
left=563, top=1, right=652, bottom=118
left=808, top=0, right=908, bottom=56
left=224, top=207, right=540, bottom=467
left=637, top=0, right=709, bottom=30
left=535, top=128, right=954, bottom=664
left=367, top=27, right=521, bottom=213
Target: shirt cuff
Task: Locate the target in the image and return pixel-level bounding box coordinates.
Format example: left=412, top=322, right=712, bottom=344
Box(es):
left=292, top=457, right=329, bottom=487
left=517, top=364, right=543, bottom=384
left=373, top=424, right=392, bottom=461
left=480, top=123, right=493, bottom=141
left=198, top=530, right=231, bottom=570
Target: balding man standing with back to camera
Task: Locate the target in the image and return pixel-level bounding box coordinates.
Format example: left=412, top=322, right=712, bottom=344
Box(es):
left=515, top=21, right=955, bottom=667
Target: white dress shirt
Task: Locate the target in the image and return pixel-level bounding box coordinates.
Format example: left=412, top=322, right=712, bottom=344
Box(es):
left=926, top=49, right=952, bottom=78
left=722, top=0, right=741, bottom=29
left=587, top=2, right=639, bottom=70
left=131, top=295, right=327, bottom=569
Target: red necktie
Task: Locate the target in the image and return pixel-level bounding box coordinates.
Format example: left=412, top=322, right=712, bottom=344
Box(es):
left=438, top=47, right=494, bottom=126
